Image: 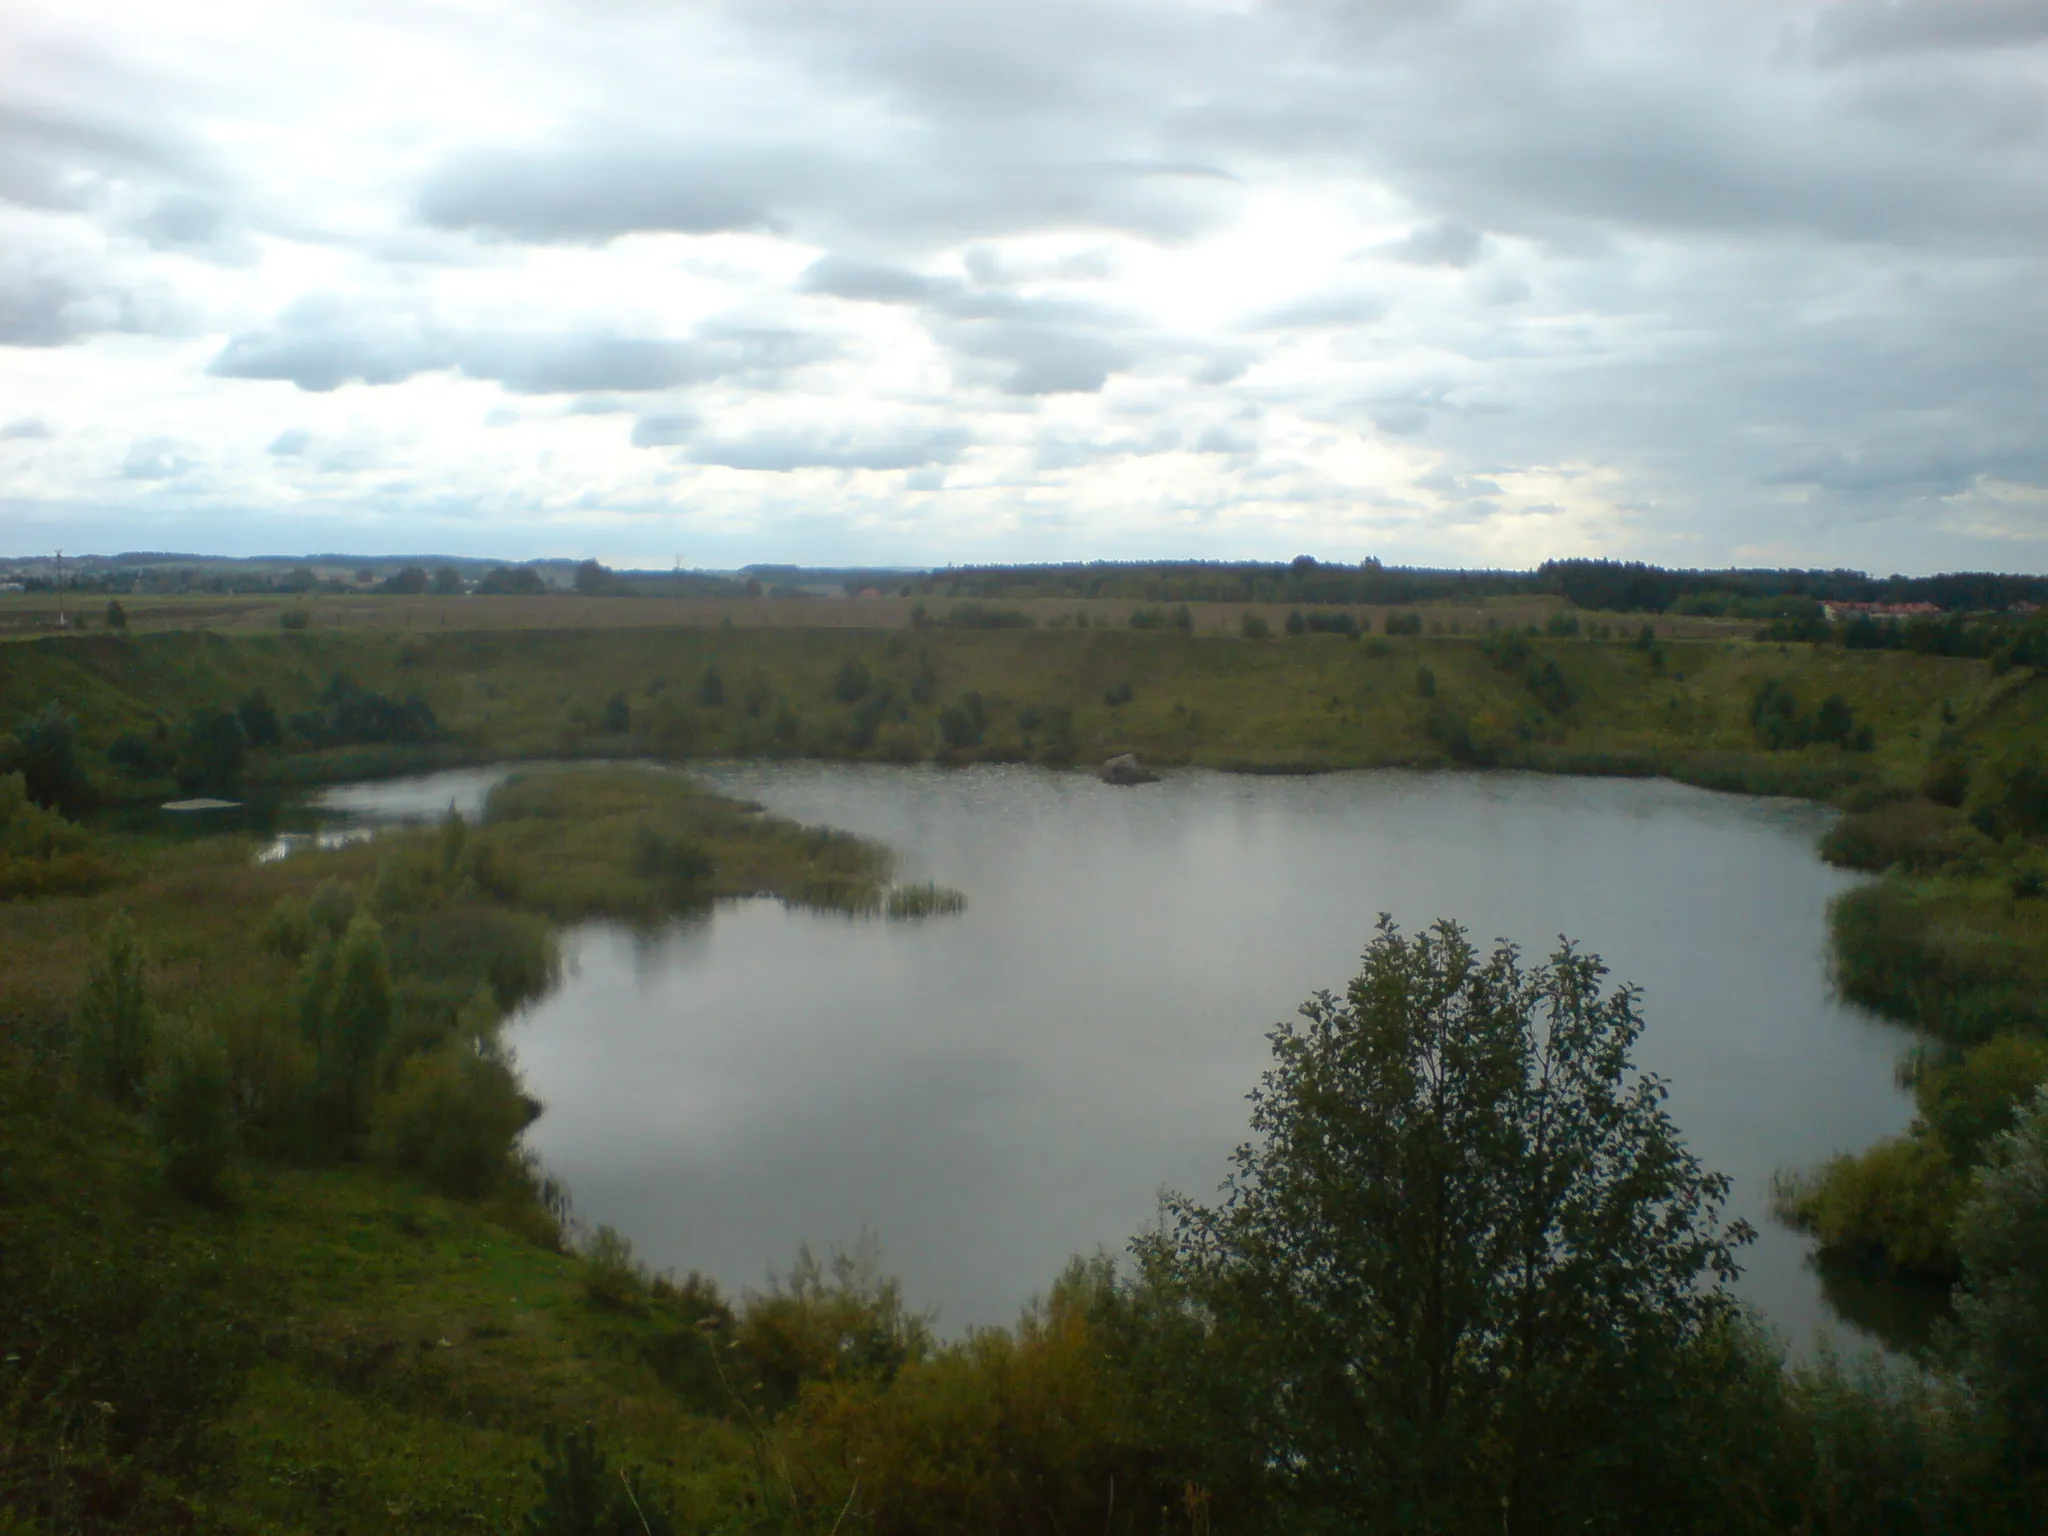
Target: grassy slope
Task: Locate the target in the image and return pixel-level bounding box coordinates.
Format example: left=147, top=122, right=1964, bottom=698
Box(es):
left=0, top=623, right=1989, bottom=796
left=0, top=766, right=900, bottom=1531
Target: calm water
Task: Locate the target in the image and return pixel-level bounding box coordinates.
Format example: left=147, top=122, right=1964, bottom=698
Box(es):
left=453, top=762, right=1918, bottom=1349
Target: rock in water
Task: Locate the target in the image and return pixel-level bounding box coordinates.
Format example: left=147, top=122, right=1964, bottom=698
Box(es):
left=1099, top=753, right=1157, bottom=786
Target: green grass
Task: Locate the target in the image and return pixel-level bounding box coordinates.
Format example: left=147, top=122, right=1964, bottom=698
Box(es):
left=0, top=624, right=1992, bottom=804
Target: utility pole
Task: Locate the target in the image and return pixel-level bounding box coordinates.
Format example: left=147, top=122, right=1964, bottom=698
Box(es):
left=54, top=549, right=65, bottom=630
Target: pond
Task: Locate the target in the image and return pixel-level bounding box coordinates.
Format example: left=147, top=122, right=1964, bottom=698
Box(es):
left=398, top=761, right=1917, bottom=1352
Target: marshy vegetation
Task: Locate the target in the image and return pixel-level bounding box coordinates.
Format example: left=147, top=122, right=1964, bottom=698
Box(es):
left=2, top=599, right=2047, bottom=1530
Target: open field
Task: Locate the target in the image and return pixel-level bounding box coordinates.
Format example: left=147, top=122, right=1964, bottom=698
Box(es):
left=0, top=590, right=1767, bottom=643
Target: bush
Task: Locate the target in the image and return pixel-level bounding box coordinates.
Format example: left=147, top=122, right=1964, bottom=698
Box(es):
left=5, top=702, right=92, bottom=813
left=581, top=1224, right=647, bottom=1311
left=1103, top=680, right=1134, bottom=707
left=631, top=826, right=714, bottom=886
left=698, top=664, right=726, bottom=707
left=1384, top=611, right=1423, bottom=636
left=1923, top=755, right=1971, bottom=808
left=104, top=598, right=127, bottom=629
left=1240, top=611, right=1271, bottom=639
left=278, top=605, right=311, bottom=629
left=1129, top=606, right=1170, bottom=630
left=520, top=1424, right=677, bottom=1536
left=1774, top=1136, right=1961, bottom=1276
left=600, top=690, right=630, bottom=734
left=1819, top=799, right=1983, bottom=873
left=1415, top=665, right=1437, bottom=699
left=176, top=707, right=247, bottom=794
left=75, top=914, right=154, bottom=1106
left=147, top=1022, right=236, bottom=1205
left=107, top=723, right=176, bottom=778
left=832, top=656, right=873, bottom=702
left=370, top=1031, right=535, bottom=1199
left=734, top=1237, right=933, bottom=1407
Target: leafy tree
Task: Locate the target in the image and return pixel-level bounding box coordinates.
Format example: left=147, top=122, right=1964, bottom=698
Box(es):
left=76, top=914, right=154, bottom=1105
left=478, top=565, right=547, bottom=596
left=1953, top=1087, right=2048, bottom=1481
left=1241, top=611, right=1271, bottom=639
left=104, top=597, right=128, bottom=629
left=698, top=663, right=726, bottom=708
left=431, top=564, right=463, bottom=594
left=1416, top=665, right=1437, bottom=699
left=1148, top=917, right=1753, bottom=1534
left=176, top=707, right=247, bottom=794
left=236, top=688, right=282, bottom=748
left=6, top=703, right=92, bottom=813
left=381, top=565, right=428, bottom=595
left=305, top=914, right=393, bottom=1140
left=107, top=722, right=176, bottom=779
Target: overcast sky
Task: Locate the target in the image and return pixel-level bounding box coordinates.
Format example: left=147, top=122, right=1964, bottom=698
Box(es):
left=2, top=0, right=2044, bottom=572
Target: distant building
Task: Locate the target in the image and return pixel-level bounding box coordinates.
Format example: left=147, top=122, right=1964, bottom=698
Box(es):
left=0, top=582, right=23, bottom=594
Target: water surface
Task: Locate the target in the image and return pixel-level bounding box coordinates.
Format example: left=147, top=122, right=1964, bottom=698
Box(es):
left=491, top=764, right=1915, bottom=1348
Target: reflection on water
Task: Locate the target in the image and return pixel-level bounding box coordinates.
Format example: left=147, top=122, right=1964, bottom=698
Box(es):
left=507, top=763, right=1921, bottom=1351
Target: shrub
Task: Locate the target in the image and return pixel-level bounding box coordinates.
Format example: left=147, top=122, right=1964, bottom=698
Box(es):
left=371, top=1031, right=535, bottom=1199
left=581, top=1224, right=647, bottom=1311
left=147, top=1022, right=236, bottom=1205
left=600, top=690, right=630, bottom=734
left=1415, top=665, right=1437, bottom=699
left=75, top=914, right=154, bottom=1106
left=1384, top=611, right=1423, bottom=636
left=235, top=689, right=282, bottom=748
left=5, top=702, right=92, bottom=813
left=1923, top=755, right=1970, bottom=808
left=107, top=724, right=176, bottom=778
left=734, top=1237, right=933, bottom=1407
left=885, top=882, right=966, bottom=918
left=938, top=693, right=986, bottom=749
left=698, top=664, right=726, bottom=707
left=1819, top=799, right=1982, bottom=873
left=941, top=603, right=1035, bottom=629
left=1480, top=628, right=1531, bottom=671
left=1103, top=680, right=1134, bottom=707
left=520, top=1424, right=677, bottom=1536
left=832, top=656, right=873, bottom=702
left=1129, top=606, right=1170, bottom=630
left=1284, top=608, right=1306, bottom=635
left=1773, top=1136, right=1960, bottom=1276
left=278, top=605, right=310, bottom=629
left=176, top=707, right=247, bottom=794
left=1544, top=608, right=1580, bottom=637
left=104, top=598, right=127, bottom=629
left=631, top=826, right=714, bottom=886
left=1240, top=611, right=1271, bottom=639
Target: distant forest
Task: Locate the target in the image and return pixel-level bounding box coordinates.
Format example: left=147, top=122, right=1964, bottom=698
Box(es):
left=903, top=558, right=2048, bottom=614
left=8, top=553, right=2045, bottom=613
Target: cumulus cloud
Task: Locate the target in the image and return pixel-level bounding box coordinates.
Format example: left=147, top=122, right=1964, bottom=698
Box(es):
left=687, top=424, right=969, bottom=471
left=121, top=437, right=191, bottom=479
left=209, top=295, right=831, bottom=394
left=1, top=418, right=51, bottom=440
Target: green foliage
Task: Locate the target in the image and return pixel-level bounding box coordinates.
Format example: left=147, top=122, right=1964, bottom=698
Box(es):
left=1544, top=608, right=1580, bottom=637
left=735, top=1236, right=933, bottom=1408
left=107, top=721, right=176, bottom=778
left=1526, top=655, right=1573, bottom=713
left=1150, top=917, right=1752, bottom=1532
left=104, top=597, right=128, bottom=630
left=831, top=655, right=873, bottom=702
left=176, top=705, right=247, bottom=793
left=5, top=702, right=92, bottom=813
left=74, top=913, right=154, bottom=1105
left=1481, top=626, right=1532, bottom=670
left=1385, top=610, right=1424, bottom=636
left=371, top=1027, right=535, bottom=1199
left=235, top=687, right=282, bottom=747
left=885, top=881, right=966, bottom=918
left=1976, top=747, right=2048, bottom=839
left=937, top=603, right=1035, bottom=629
left=383, top=565, right=429, bottom=595
left=937, top=691, right=986, bottom=749
left=432, top=564, right=463, bottom=594
left=1953, top=1088, right=2048, bottom=1477
left=520, top=1425, right=677, bottom=1536
left=580, top=1223, right=647, bottom=1311
left=1103, top=679, right=1134, bottom=707
left=479, top=564, right=548, bottom=595
left=1129, top=605, right=1170, bottom=630
left=599, top=689, right=630, bottom=734
left=1820, top=798, right=1984, bottom=873
left=147, top=1020, right=236, bottom=1205
left=630, top=825, right=714, bottom=887
left=1284, top=607, right=1306, bottom=635
left=1776, top=1136, right=1961, bottom=1277
left=1239, top=610, right=1270, bottom=639
left=278, top=604, right=310, bottom=629
left=1415, top=664, right=1436, bottom=698
left=0, top=768, right=112, bottom=899
left=698, top=663, right=726, bottom=707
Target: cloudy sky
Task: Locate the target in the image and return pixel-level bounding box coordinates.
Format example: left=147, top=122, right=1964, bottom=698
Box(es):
left=2, top=0, right=2045, bottom=572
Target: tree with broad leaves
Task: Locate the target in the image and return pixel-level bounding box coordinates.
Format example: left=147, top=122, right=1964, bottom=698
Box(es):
left=1144, top=916, right=1757, bottom=1535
